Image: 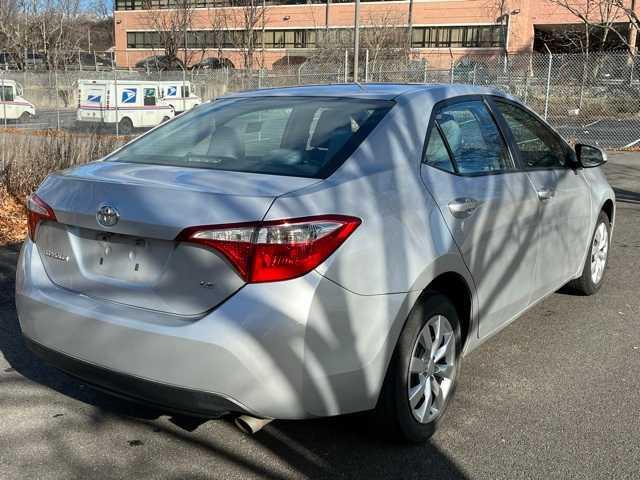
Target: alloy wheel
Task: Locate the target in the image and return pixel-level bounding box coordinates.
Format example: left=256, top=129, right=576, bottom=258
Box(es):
left=590, top=222, right=609, bottom=285
left=407, top=314, right=456, bottom=424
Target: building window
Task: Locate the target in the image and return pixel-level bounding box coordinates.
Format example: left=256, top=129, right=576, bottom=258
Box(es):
left=126, top=25, right=504, bottom=50
left=411, top=25, right=505, bottom=49
left=127, top=29, right=317, bottom=49
left=127, top=32, right=161, bottom=48
left=116, top=0, right=401, bottom=10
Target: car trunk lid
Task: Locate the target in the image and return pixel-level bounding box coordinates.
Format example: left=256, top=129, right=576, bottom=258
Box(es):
left=34, top=161, right=319, bottom=317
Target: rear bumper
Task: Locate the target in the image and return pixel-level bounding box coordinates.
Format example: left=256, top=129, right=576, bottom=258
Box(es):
left=24, top=337, right=243, bottom=417
left=16, top=239, right=412, bottom=420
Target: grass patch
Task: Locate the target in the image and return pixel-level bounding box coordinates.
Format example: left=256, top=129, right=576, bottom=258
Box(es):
left=1, top=130, right=125, bottom=201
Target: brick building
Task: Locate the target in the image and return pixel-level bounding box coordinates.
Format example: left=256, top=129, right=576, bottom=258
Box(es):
left=113, top=0, right=638, bottom=69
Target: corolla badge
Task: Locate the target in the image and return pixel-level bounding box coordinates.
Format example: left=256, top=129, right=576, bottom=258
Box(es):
left=43, top=249, right=69, bottom=262
left=97, top=205, right=120, bottom=227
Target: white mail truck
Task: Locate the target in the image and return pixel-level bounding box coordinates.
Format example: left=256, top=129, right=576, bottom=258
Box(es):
left=77, top=79, right=175, bottom=133
left=158, top=81, right=201, bottom=114
left=0, top=79, right=36, bottom=122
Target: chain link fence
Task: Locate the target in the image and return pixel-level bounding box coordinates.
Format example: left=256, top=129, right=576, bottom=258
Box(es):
left=2, top=50, right=640, bottom=149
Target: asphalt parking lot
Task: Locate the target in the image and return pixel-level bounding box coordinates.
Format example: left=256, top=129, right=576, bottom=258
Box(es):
left=553, top=117, right=640, bottom=149
left=1, top=152, right=639, bottom=479
left=3, top=109, right=77, bottom=131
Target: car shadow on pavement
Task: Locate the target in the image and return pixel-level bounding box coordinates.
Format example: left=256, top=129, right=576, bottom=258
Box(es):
left=0, top=241, right=470, bottom=480
left=613, top=187, right=640, bottom=205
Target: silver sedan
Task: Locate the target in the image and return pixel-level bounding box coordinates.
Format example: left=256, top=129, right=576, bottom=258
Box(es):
left=16, top=84, right=615, bottom=442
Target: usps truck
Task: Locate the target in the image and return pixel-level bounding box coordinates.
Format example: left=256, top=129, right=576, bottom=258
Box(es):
left=158, top=81, right=201, bottom=114
left=0, top=79, right=36, bottom=122
left=77, top=79, right=175, bottom=133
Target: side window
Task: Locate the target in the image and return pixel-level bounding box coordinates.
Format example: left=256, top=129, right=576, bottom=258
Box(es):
left=434, top=100, right=512, bottom=174
left=181, top=86, right=190, bottom=98
left=496, top=101, right=569, bottom=169
left=143, top=88, right=157, bottom=106
left=423, top=127, right=455, bottom=173
left=0, top=85, right=14, bottom=102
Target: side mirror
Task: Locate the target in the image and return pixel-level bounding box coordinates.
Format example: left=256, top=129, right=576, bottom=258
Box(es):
left=575, top=143, right=607, bottom=168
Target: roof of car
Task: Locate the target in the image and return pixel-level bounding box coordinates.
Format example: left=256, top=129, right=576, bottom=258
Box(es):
left=222, top=83, right=507, bottom=101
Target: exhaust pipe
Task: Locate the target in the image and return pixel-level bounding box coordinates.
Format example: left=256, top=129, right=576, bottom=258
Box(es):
left=234, top=415, right=274, bottom=434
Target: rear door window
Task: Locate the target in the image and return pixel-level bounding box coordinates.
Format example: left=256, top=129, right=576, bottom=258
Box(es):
left=109, top=97, right=393, bottom=178
left=423, top=127, right=456, bottom=173
left=429, top=99, right=513, bottom=174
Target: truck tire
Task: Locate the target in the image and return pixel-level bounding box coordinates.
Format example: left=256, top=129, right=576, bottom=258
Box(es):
left=18, top=111, right=33, bottom=123
left=118, top=117, right=133, bottom=135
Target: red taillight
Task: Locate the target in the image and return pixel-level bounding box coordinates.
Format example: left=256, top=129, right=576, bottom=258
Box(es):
left=177, top=215, right=361, bottom=283
left=27, top=194, right=57, bottom=242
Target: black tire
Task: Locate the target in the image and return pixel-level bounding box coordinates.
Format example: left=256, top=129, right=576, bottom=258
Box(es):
left=118, top=117, right=133, bottom=135
left=161, top=116, right=170, bottom=123
left=374, top=292, right=462, bottom=443
left=18, top=111, right=33, bottom=123
left=567, top=211, right=611, bottom=295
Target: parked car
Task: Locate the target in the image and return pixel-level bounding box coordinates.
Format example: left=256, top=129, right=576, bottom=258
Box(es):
left=17, top=84, right=615, bottom=443
left=191, top=57, right=234, bottom=71
left=0, top=52, right=19, bottom=70
left=76, top=79, right=174, bottom=133
left=135, top=55, right=185, bottom=71
left=77, top=52, right=113, bottom=70
left=24, top=52, right=46, bottom=69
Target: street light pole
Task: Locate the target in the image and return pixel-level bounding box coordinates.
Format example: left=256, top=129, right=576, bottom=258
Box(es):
left=183, top=13, right=188, bottom=113
left=353, top=0, right=360, bottom=82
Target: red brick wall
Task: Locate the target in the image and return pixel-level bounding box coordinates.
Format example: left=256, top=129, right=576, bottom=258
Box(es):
left=113, top=0, right=638, bottom=68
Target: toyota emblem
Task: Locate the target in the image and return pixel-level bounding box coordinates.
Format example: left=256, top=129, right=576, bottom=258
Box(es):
left=97, top=205, right=120, bottom=227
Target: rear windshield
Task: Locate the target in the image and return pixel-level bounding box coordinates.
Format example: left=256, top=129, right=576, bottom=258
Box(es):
left=109, top=96, right=393, bottom=178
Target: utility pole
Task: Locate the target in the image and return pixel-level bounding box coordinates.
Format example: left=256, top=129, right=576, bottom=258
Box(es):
left=628, top=0, right=637, bottom=59
left=262, top=0, right=266, bottom=66
left=353, top=0, right=360, bottom=82
left=183, top=11, right=188, bottom=113
left=407, top=0, right=414, bottom=51
left=326, top=0, right=331, bottom=31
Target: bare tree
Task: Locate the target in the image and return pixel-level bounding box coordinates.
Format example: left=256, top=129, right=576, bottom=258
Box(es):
left=544, top=0, right=632, bottom=54
left=0, top=0, right=33, bottom=69
left=0, top=0, right=115, bottom=70
left=142, top=0, right=196, bottom=69
left=360, top=10, right=412, bottom=74
left=87, top=0, right=116, bottom=50
left=608, top=0, right=639, bottom=55
left=307, top=8, right=412, bottom=79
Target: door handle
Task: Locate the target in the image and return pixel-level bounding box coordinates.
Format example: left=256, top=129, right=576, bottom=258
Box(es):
left=537, top=188, right=555, bottom=202
left=448, top=198, right=481, bottom=219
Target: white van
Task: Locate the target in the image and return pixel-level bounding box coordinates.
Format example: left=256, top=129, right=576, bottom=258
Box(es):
left=158, top=81, right=201, bottom=114
left=0, top=79, right=36, bottom=122
left=77, top=79, right=175, bottom=133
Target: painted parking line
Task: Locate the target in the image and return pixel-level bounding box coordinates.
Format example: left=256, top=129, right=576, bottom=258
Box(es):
left=624, top=138, right=640, bottom=149
left=583, top=119, right=602, bottom=128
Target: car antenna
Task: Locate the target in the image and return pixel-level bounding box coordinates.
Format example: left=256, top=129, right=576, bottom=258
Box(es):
left=352, top=81, right=365, bottom=90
